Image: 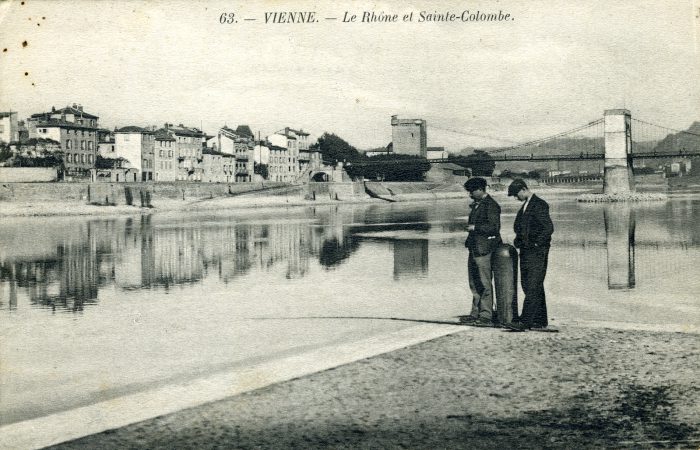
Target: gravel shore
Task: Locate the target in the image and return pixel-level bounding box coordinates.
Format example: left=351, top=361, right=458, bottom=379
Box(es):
left=51, top=325, right=700, bottom=449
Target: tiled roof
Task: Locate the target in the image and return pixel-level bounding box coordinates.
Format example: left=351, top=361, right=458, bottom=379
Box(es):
left=170, top=126, right=204, bottom=138
left=34, top=106, right=99, bottom=119
left=55, top=106, right=99, bottom=119
left=287, top=127, right=310, bottom=136
left=275, top=128, right=300, bottom=139
left=29, top=119, right=98, bottom=131
left=115, top=126, right=151, bottom=134
left=153, top=129, right=176, bottom=141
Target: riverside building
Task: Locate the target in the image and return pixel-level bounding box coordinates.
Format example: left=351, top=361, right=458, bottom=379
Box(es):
left=0, top=111, right=19, bottom=144
left=391, top=115, right=427, bottom=158
left=114, top=126, right=156, bottom=181
left=27, top=104, right=100, bottom=178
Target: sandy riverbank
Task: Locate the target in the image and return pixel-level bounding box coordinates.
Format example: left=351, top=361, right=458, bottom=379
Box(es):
left=50, top=324, right=700, bottom=449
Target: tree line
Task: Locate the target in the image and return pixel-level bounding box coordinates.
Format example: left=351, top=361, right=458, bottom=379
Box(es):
left=311, top=132, right=497, bottom=180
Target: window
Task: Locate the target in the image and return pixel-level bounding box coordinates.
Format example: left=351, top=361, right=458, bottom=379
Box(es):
left=88, top=154, right=94, bottom=164
left=159, top=150, right=163, bottom=157
left=80, top=141, right=85, bottom=150
left=80, top=154, right=85, bottom=163
left=74, top=153, right=79, bottom=162
left=66, top=140, right=72, bottom=150
left=66, top=153, right=72, bottom=163
left=88, top=141, right=94, bottom=150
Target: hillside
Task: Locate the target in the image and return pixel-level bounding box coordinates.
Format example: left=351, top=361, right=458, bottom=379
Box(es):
left=454, top=122, right=700, bottom=174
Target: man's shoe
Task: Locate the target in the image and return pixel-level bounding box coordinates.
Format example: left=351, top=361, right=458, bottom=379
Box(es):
left=471, top=317, right=494, bottom=327
left=503, top=321, right=528, bottom=332
left=459, top=315, right=479, bottom=324
left=530, top=325, right=559, bottom=333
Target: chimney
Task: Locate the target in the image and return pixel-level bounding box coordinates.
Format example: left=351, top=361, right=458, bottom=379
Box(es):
left=77, top=105, right=83, bottom=112
left=72, top=103, right=77, bottom=109
left=51, top=106, right=55, bottom=112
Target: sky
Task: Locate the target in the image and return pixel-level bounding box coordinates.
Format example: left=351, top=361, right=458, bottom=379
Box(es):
left=1, top=0, right=698, bottom=151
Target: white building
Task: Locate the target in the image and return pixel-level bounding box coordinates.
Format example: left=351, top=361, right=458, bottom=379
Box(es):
left=426, top=147, right=449, bottom=161
left=0, top=112, right=19, bottom=143
left=114, top=126, right=156, bottom=181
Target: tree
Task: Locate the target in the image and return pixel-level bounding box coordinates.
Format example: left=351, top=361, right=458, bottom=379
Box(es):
left=314, top=133, right=365, bottom=164
left=345, top=154, right=430, bottom=181
left=254, top=162, right=269, bottom=179
left=449, top=150, right=495, bottom=176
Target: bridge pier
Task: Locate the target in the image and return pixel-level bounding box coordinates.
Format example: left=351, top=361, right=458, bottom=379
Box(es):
left=603, top=109, right=635, bottom=194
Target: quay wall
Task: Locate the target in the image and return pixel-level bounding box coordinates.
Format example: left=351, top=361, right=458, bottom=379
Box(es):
left=0, top=168, right=58, bottom=182
left=305, top=182, right=366, bottom=201
left=0, top=182, right=289, bottom=205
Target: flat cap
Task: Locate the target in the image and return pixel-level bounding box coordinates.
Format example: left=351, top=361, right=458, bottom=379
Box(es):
left=507, top=179, right=528, bottom=196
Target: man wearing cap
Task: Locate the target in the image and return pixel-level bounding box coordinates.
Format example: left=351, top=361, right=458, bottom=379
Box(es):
left=461, top=177, right=502, bottom=327
left=506, top=179, right=554, bottom=331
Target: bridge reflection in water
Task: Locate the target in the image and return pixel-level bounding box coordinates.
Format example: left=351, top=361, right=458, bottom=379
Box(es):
left=604, top=205, right=636, bottom=290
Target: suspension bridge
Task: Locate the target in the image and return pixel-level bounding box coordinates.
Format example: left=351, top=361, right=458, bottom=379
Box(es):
left=340, top=109, right=700, bottom=194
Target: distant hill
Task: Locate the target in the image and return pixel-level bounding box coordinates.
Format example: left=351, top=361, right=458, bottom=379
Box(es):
left=652, top=121, right=700, bottom=154
left=456, top=122, right=700, bottom=174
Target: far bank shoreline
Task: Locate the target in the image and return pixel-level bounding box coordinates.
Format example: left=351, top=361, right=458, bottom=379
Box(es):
left=1, top=178, right=691, bottom=218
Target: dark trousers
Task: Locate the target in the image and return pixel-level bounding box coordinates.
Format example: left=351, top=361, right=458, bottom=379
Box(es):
left=519, top=246, right=549, bottom=327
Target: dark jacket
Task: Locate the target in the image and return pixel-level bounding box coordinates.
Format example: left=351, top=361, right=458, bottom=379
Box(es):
left=514, top=194, right=554, bottom=250
left=465, top=194, right=502, bottom=256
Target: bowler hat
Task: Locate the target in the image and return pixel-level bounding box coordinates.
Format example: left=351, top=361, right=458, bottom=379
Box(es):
left=507, top=179, right=528, bottom=196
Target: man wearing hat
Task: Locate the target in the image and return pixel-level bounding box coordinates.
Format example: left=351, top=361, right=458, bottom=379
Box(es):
left=461, top=177, right=502, bottom=327
left=506, top=179, right=554, bottom=331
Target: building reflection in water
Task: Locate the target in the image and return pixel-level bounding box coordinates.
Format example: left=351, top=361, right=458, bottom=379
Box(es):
left=0, top=206, right=368, bottom=313
left=604, top=205, right=636, bottom=289
left=393, top=240, right=429, bottom=280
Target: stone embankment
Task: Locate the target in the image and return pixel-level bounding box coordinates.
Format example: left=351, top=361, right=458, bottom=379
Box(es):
left=0, top=181, right=474, bottom=217
left=577, top=192, right=667, bottom=202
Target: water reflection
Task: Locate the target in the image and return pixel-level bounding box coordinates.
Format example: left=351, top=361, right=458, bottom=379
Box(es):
left=393, top=240, right=429, bottom=280
left=0, top=212, right=354, bottom=312
left=604, top=205, right=636, bottom=290
left=1, top=197, right=699, bottom=313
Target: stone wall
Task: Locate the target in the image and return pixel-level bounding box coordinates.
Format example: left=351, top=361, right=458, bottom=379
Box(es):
left=0, top=167, right=58, bottom=182
left=305, top=182, right=366, bottom=201
left=0, top=181, right=289, bottom=204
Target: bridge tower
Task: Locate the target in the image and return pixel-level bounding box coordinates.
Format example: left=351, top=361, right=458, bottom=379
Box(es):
left=603, top=109, right=635, bottom=194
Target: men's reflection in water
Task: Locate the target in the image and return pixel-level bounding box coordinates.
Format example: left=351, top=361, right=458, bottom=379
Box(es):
left=393, top=239, right=429, bottom=280
left=604, top=205, right=636, bottom=289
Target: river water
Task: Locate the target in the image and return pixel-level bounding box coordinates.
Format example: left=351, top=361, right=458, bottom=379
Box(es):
left=1, top=192, right=699, bottom=425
